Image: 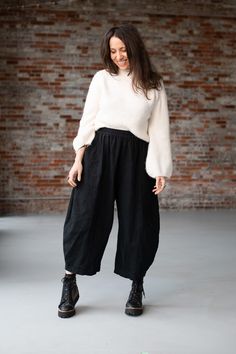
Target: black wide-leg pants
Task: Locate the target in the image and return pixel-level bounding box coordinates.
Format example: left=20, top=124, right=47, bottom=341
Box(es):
left=63, top=128, right=160, bottom=281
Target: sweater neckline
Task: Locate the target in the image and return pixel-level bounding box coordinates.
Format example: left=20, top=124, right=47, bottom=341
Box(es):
left=117, top=69, right=132, bottom=79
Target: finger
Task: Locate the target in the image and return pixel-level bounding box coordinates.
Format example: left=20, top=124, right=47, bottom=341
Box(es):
left=155, top=185, right=165, bottom=194
left=77, top=168, right=83, bottom=181
left=152, top=184, right=162, bottom=191
left=67, top=178, right=77, bottom=187
left=157, top=186, right=165, bottom=194
left=68, top=181, right=77, bottom=187
left=153, top=188, right=161, bottom=194
left=152, top=185, right=165, bottom=194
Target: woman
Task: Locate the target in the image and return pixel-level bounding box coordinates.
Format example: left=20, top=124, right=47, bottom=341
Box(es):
left=58, top=24, right=172, bottom=318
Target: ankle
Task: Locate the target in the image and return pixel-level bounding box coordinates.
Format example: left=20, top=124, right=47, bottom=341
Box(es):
left=64, top=273, right=76, bottom=280
left=132, top=279, right=145, bottom=297
left=132, top=276, right=143, bottom=283
left=65, top=269, right=75, bottom=275
left=132, top=279, right=144, bottom=288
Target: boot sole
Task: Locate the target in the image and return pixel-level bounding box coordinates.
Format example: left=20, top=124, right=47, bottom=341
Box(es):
left=58, top=294, right=79, bottom=318
left=125, top=307, right=143, bottom=316
left=58, top=308, right=76, bottom=318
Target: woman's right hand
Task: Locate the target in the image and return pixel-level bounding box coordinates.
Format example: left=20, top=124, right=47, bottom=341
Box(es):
left=67, top=161, right=83, bottom=188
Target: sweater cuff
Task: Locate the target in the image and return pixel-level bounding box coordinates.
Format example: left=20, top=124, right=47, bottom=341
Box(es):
left=73, top=130, right=95, bottom=152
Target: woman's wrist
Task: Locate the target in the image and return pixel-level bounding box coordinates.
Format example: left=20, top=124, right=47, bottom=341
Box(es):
left=74, top=145, right=87, bottom=163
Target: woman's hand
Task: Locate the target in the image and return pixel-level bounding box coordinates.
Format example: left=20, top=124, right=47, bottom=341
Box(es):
left=152, top=176, right=166, bottom=195
left=67, top=161, right=83, bottom=188
left=67, top=145, right=87, bottom=187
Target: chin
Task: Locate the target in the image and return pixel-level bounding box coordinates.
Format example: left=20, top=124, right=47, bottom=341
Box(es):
left=118, top=64, right=129, bottom=70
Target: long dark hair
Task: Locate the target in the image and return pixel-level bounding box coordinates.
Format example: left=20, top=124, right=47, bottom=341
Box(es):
left=100, top=23, right=162, bottom=98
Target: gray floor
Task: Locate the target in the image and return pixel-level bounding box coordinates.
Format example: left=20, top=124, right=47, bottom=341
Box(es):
left=0, top=210, right=236, bottom=354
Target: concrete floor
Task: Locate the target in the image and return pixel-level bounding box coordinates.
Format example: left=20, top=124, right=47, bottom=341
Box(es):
left=0, top=210, right=236, bottom=354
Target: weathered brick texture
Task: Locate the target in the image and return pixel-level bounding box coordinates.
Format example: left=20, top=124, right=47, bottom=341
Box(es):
left=0, top=0, right=236, bottom=214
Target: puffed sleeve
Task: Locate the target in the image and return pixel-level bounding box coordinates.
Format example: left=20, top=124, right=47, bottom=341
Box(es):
left=145, top=81, right=173, bottom=178
left=73, top=71, right=101, bottom=151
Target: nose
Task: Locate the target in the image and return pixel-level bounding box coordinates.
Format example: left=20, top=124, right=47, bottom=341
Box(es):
left=116, top=51, right=123, bottom=60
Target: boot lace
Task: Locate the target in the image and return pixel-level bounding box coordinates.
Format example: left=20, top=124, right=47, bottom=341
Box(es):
left=129, top=282, right=146, bottom=302
left=60, top=277, right=74, bottom=302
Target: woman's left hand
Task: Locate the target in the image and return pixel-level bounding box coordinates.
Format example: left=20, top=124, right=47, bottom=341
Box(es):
left=152, top=176, right=166, bottom=195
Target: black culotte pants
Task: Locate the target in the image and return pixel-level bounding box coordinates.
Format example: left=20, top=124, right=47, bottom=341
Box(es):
left=63, top=128, right=160, bottom=281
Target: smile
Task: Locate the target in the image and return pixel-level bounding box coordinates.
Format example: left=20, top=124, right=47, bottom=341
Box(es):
left=117, top=59, right=127, bottom=64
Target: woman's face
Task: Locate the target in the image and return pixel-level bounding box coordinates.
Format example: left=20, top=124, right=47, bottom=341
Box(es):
left=109, top=36, right=130, bottom=70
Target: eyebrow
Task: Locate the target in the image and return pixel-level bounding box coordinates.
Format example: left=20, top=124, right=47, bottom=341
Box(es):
left=110, top=46, right=126, bottom=50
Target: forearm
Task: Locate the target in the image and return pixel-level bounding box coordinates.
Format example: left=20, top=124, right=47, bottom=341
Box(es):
left=74, top=145, right=87, bottom=163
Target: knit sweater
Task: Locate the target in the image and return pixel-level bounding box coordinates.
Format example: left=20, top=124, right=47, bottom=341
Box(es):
left=73, top=69, right=172, bottom=178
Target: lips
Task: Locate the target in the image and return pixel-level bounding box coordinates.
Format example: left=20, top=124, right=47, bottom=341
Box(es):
left=117, top=59, right=128, bottom=65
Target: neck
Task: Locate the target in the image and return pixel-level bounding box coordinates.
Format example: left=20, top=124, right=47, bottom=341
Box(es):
left=118, top=68, right=131, bottom=77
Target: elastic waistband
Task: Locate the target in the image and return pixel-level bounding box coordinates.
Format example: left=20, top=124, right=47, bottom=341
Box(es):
left=96, top=127, right=135, bottom=138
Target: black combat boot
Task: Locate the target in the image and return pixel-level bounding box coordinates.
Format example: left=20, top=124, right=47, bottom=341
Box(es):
left=58, top=274, right=79, bottom=318
left=125, top=279, right=145, bottom=316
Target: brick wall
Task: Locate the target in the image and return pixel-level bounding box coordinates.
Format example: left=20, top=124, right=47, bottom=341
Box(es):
left=0, top=0, right=235, bottom=214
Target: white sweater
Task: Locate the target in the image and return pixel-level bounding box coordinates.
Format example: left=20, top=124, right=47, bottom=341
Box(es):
left=73, top=69, right=172, bottom=178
